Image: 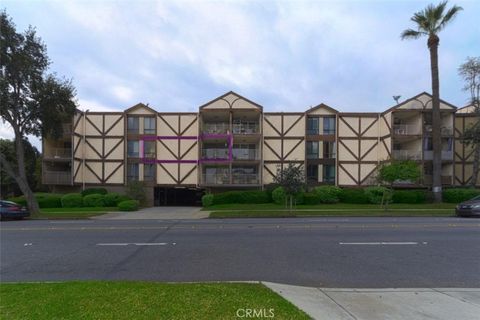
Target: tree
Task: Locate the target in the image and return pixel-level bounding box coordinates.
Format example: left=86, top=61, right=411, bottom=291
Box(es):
left=273, top=163, right=305, bottom=210
left=0, top=11, right=77, bottom=214
left=0, top=138, right=40, bottom=198
left=401, top=1, right=462, bottom=202
left=458, top=57, right=480, bottom=186
left=378, top=161, right=421, bottom=209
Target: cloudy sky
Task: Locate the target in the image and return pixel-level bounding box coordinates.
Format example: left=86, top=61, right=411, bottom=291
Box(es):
left=1, top=0, right=479, bottom=147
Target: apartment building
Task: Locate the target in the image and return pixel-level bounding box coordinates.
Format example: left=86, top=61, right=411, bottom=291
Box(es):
left=42, top=91, right=479, bottom=206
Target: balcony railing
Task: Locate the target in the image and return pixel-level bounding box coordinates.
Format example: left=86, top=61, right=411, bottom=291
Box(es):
left=424, top=125, right=454, bottom=136
left=232, top=123, right=259, bottom=134
left=203, top=123, right=229, bottom=134
left=392, top=150, right=422, bottom=160
left=44, top=148, right=72, bottom=159
left=232, top=149, right=258, bottom=160
left=423, top=150, right=453, bottom=160
left=201, top=173, right=259, bottom=185
left=43, top=171, right=71, bottom=185
left=232, top=174, right=260, bottom=185
left=202, top=149, right=229, bottom=159
left=393, top=125, right=420, bottom=135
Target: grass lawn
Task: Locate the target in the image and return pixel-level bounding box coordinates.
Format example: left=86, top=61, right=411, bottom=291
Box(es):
left=33, top=207, right=117, bottom=219
left=0, top=281, right=309, bottom=320
left=206, top=203, right=456, bottom=218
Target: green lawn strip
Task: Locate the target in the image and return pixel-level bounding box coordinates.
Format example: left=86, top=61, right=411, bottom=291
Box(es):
left=204, top=203, right=456, bottom=211
left=0, top=281, right=309, bottom=320
left=210, top=210, right=454, bottom=218
left=32, top=207, right=117, bottom=219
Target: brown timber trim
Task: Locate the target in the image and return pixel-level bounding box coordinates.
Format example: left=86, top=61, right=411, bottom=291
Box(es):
left=104, top=138, right=124, bottom=158
left=338, top=163, right=359, bottom=185
left=179, top=165, right=197, bottom=184
left=104, top=162, right=124, bottom=182
left=180, top=117, right=197, bottom=136
left=158, top=139, right=179, bottom=160
left=85, top=116, right=103, bottom=135
left=339, top=117, right=360, bottom=137
left=85, top=162, right=102, bottom=182
left=283, top=138, right=305, bottom=160
left=158, top=114, right=179, bottom=135
left=263, top=117, right=282, bottom=136
left=283, top=114, right=305, bottom=136
left=157, top=163, right=179, bottom=184
left=104, top=114, right=124, bottom=135
left=360, top=141, right=378, bottom=161
left=338, top=140, right=359, bottom=161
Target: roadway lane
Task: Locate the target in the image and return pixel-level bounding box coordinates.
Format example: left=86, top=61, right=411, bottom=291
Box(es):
left=1, top=217, right=479, bottom=287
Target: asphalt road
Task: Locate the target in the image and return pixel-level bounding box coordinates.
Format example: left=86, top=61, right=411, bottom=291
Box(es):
left=1, top=217, right=479, bottom=287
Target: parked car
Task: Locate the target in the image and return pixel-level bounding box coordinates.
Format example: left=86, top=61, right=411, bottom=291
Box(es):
left=455, top=195, right=480, bottom=217
left=0, top=200, right=30, bottom=220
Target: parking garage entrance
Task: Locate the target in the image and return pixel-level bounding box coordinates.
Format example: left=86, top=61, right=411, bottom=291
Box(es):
left=154, top=187, right=204, bottom=206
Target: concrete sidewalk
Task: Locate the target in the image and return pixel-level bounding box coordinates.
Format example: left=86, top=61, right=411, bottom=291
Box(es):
left=92, top=206, right=209, bottom=220
left=263, top=282, right=480, bottom=320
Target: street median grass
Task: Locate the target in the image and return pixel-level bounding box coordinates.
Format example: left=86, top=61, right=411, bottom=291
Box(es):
left=0, top=281, right=309, bottom=320
left=207, top=203, right=456, bottom=218
left=33, top=207, right=117, bottom=219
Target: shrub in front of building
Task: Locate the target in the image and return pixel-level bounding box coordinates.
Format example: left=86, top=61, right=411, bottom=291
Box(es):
left=364, top=186, right=391, bottom=204
left=83, top=194, right=106, bottom=207
left=443, top=188, right=480, bottom=203
left=339, top=188, right=370, bottom=204
left=8, top=193, right=63, bottom=208
left=392, top=190, right=427, bottom=203
left=80, top=188, right=108, bottom=197
left=201, top=194, right=214, bottom=207
left=61, top=193, right=83, bottom=208
left=313, top=186, right=342, bottom=203
left=303, top=192, right=322, bottom=205
left=103, top=192, right=131, bottom=207
left=271, top=187, right=304, bottom=205
left=118, top=200, right=139, bottom=211
left=212, top=190, right=270, bottom=205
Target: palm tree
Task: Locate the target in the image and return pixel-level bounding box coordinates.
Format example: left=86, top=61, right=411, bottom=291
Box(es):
left=401, top=1, right=462, bottom=202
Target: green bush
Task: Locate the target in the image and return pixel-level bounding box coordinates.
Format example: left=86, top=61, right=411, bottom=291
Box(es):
left=118, top=200, right=139, bottom=211
left=81, top=188, right=108, bottom=197
left=61, top=193, right=83, bottom=208
left=202, top=194, right=214, bottom=207
left=303, top=192, right=322, bottom=205
left=364, top=186, right=391, bottom=204
left=83, top=194, right=105, bottom=207
left=339, top=188, right=369, bottom=204
left=443, top=188, right=480, bottom=203
left=8, top=193, right=63, bottom=208
left=392, top=190, right=427, bottom=204
left=313, top=186, right=342, bottom=204
left=272, top=187, right=286, bottom=205
left=212, top=190, right=270, bottom=205
left=126, top=181, right=146, bottom=206
left=103, top=193, right=131, bottom=207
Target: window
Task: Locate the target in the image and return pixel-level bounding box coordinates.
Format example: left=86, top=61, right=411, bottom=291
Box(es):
left=144, top=141, right=155, bottom=158
left=323, top=165, right=335, bottom=183
left=307, top=117, right=319, bottom=135
left=323, top=142, right=336, bottom=159
left=307, top=165, right=318, bottom=183
left=232, top=144, right=256, bottom=160
left=144, top=164, right=155, bottom=181
left=323, top=117, right=336, bottom=135
left=144, top=117, right=156, bottom=134
left=127, top=140, right=139, bottom=157
left=127, top=163, right=139, bottom=181
left=306, top=141, right=319, bottom=159
left=127, top=117, right=139, bottom=134
left=423, top=137, right=433, bottom=151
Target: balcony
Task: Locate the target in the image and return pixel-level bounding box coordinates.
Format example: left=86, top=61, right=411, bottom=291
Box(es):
left=202, top=148, right=229, bottom=160
left=232, top=123, right=259, bottom=134
left=423, top=150, right=453, bottom=160
left=233, top=149, right=258, bottom=160
left=393, top=125, right=420, bottom=135
left=392, top=150, right=422, bottom=160
left=203, top=123, right=229, bottom=134
left=201, top=173, right=260, bottom=185
left=424, top=125, right=454, bottom=136
left=43, top=171, right=71, bottom=185
left=44, top=148, right=72, bottom=160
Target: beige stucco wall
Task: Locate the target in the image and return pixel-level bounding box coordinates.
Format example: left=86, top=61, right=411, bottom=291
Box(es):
left=202, top=93, right=260, bottom=110
left=263, top=115, right=282, bottom=137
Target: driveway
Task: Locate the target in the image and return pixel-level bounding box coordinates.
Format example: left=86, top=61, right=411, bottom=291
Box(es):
left=92, top=206, right=209, bottom=220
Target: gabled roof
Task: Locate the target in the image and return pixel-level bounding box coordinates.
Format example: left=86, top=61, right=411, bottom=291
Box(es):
left=382, top=92, right=457, bottom=115
left=124, top=103, right=157, bottom=114
left=199, top=91, right=263, bottom=110
left=306, top=103, right=338, bottom=114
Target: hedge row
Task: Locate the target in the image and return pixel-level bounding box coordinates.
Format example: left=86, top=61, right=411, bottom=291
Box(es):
left=202, top=187, right=479, bottom=207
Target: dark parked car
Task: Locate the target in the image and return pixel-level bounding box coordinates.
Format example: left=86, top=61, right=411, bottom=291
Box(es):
left=0, top=200, right=30, bottom=220
left=455, top=195, right=480, bottom=217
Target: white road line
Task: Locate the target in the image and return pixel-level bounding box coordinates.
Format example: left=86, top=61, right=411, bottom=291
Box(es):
left=96, top=243, right=168, bottom=246
left=339, top=242, right=421, bottom=245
